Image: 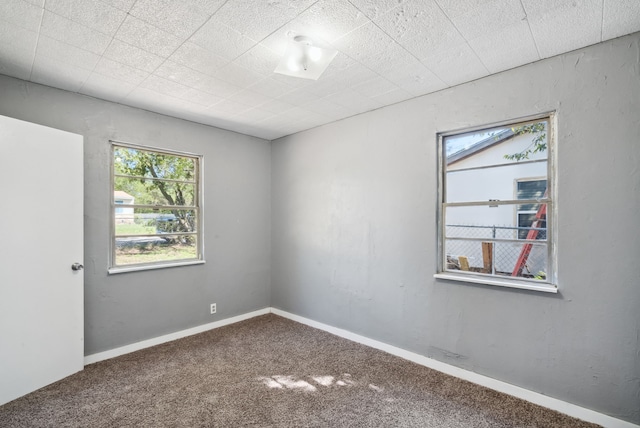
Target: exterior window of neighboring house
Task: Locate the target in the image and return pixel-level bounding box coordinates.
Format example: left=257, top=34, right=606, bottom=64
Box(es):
left=436, top=114, right=556, bottom=292
left=516, top=179, right=547, bottom=240
left=110, top=141, right=203, bottom=273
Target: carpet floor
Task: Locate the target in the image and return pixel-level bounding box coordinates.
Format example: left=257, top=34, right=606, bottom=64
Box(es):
left=0, top=314, right=599, bottom=427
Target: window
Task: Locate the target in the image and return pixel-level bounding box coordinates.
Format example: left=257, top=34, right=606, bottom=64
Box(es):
left=110, top=142, right=203, bottom=273
left=436, top=114, right=556, bottom=292
left=516, top=179, right=547, bottom=240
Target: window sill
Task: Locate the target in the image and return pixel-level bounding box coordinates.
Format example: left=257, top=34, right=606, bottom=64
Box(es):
left=108, top=259, right=205, bottom=275
left=433, top=272, right=557, bottom=293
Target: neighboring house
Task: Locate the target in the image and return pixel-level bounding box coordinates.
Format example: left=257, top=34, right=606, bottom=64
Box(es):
left=114, top=190, right=134, bottom=224
left=445, top=128, right=547, bottom=277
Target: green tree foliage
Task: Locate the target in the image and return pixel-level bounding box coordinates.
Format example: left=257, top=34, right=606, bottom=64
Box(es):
left=503, top=122, right=547, bottom=161
left=114, top=147, right=196, bottom=233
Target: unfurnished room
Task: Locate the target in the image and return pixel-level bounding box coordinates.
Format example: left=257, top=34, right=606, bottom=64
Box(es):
left=0, top=0, right=639, bottom=427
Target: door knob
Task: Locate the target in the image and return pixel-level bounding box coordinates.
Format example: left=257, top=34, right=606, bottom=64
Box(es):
left=71, top=263, right=84, bottom=271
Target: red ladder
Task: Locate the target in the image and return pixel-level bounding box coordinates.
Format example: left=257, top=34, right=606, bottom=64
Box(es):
left=511, top=191, right=547, bottom=277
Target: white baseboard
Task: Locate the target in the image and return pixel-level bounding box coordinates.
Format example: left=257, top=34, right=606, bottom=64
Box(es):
left=271, top=308, right=638, bottom=428
left=83, top=308, right=270, bottom=365
left=83, top=306, right=637, bottom=428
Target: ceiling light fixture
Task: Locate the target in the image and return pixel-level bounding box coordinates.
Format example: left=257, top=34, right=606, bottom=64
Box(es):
left=274, top=35, right=337, bottom=80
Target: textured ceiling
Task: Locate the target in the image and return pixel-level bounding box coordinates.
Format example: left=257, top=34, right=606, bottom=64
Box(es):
left=1, top=0, right=639, bottom=140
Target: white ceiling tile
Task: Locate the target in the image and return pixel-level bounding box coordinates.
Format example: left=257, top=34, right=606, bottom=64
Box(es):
left=0, top=0, right=43, bottom=32
left=420, top=42, right=489, bottom=86
left=379, top=60, right=446, bottom=95
left=293, top=0, right=371, bottom=43
left=41, top=11, right=112, bottom=55
left=270, top=72, right=317, bottom=89
left=31, top=54, right=92, bottom=92
left=45, top=0, right=126, bottom=35
left=602, top=0, right=640, bottom=40
left=280, top=106, right=326, bottom=123
left=468, top=19, right=540, bottom=73
left=103, top=39, right=165, bottom=73
left=302, top=97, right=354, bottom=118
left=214, top=62, right=267, bottom=88
left=234, top=44, right=281, bottom=77
left=524, top=0, right=602, bottom=58
left=155, top=65, right=242, bottom=98
left=375, top=0, right=451, bottom=42
left=351, top=76, right=399, bottom=97
left=0, top=21, right=37, bottom=80
left=129, top=0, right=226, bottom=38
left=307, top=63, right=378, bottom=96
left=228, top=89, right=275, bottom=107
left=23, top=0, right=44, bottom=6
left=258, top=98, right=296, bottom=115
left=324, top=88, right=382, bottom=112
left=125, top=87, right=202, bottom=117
left=446, top=0, right=526, bottom=41
left=140, top=74, right=191, bottom=99
left=115, top=15, right=183, bottom=58
left=277, top=88, right=319, bottom=105
left=354, top=41, right=417, bottom=76
left=169, top=42, right=229, bottom=76
left=248, top=77, right=295, bottom=98
left=182, top=88, right=224, bottom=107
left=154, top=60, right=210, bottom=88
left=239, top=107, right=275, bottom=123
left=190, top=76, right=242, bottom=98
left=302, top=77, right=350, bottom=97
left=349, top=0, right=409, bottom=19
left=370, top=87, right=413, bottom=105
left=204, top=105, right=239, bottom=120
left=93, top=57, right=149, bottom=85
left=99, top=0, right=136, bottom=11
left=435, top=0, right=494, bottom=18
left=333, top=22, right=395, bottom=62
left=212, top=0, right=317, bottom=41
left=400, top=29, right=465, bottom=60
left=36, top=36, right=101, bottom=71
left=80, top=72, right=135, bottom=101
left=213, top=98, right=253, bottom=115
left=190, top=18, right=257, bottom=60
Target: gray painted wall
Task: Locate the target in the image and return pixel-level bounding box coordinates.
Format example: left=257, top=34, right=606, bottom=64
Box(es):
left=271, top=33, right=640, bottom=424
left=0, top=75, right=272, bottom=355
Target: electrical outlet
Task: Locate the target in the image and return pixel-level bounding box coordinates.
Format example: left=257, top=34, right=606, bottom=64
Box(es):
left=210, top=303, right=216, bottom=314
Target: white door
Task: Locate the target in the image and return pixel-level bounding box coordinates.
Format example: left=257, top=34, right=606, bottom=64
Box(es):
left=0, top=115, right=84, bottom=405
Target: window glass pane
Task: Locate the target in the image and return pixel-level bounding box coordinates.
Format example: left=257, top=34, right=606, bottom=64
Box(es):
left=446, top=162, right=547, bottom=203
left=115, top=209, right=197, bottom=236
left=445, top=240, right=547, bottom=280
left=444, top=120, right=548, bottom=204
left=115, top=235, right=198, bottom=266
left=114, top=147, right=196, bottom=181
left=516, top=179, right=547, bottom=211
left=517, top=213, right=547, bottom=240
left=445, top=205, right=546, bottom=241
left=114, top=176, right=196, bottom=206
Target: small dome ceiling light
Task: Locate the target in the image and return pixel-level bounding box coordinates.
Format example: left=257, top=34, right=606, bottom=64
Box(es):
left=274, top=35, right=338, bottom=80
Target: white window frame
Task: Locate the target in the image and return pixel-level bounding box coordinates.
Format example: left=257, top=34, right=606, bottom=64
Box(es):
left=109, top=141, right=204, bottom=274
left=434, top=113, right=557, bottom=293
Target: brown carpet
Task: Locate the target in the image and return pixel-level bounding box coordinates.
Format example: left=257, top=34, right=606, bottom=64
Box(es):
left=0, top=314, right=598, bottom=427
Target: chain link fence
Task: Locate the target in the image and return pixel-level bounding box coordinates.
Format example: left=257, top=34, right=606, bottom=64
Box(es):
left=445, top=224, right=547, bottom=280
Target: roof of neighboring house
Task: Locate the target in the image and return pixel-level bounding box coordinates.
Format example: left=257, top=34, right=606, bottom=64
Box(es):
left=114, top=190, right=134, bottom=200
left=447, top=128, right=516, bottom=165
